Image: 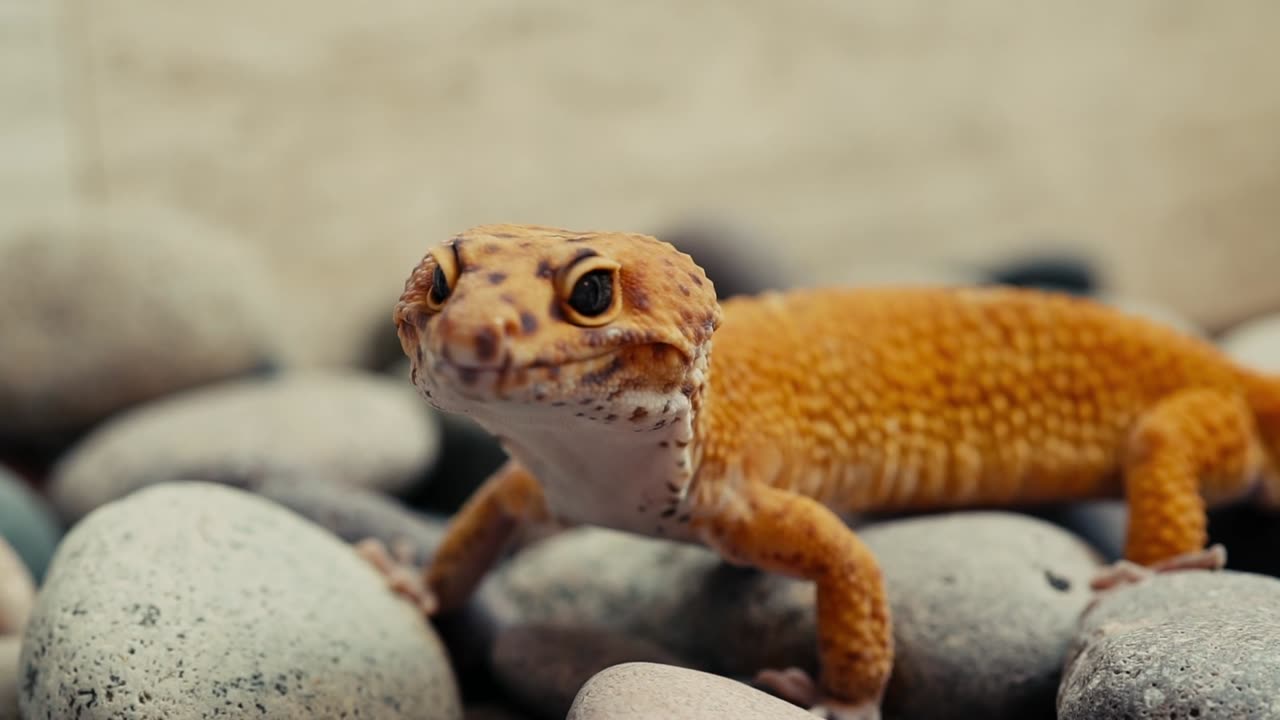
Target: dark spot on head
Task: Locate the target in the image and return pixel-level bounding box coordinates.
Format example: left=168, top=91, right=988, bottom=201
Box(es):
left=663, top=258, right=675, bottom=267
left=575, top=412, right=585, bottom=417
left=520, top=311, right=538, bottom=334
left=546, top=365, right=560, bottom=379
left=659, top=441, right=670, bottom=447
left=459, top=368, right=479, bottom=385
left=660, top=507, right=676, bottom=519
left=675, top=439, right=689, bottom=448
left=1045, top=570, right=1071, bottom=592
left=492, top=232, right=518, bottom=239
left=483, top=243, right=501, bottom=254
left=487, top=272, right=508, bottom=285
left=688, top=272, right=703, bottom=287
left=678, top=283, right=690, bottom=296
left=500, top=293, right=518, bottom=305
left=536, top=259, right=554, bottom=278
left=631, top=407, right=649, bottom=420
left=624, top=279, right=651, bottom=312
left=548, top=297, right=565, bottom=321
left=551, top=401, right=567, bottom=407
left=474, top=328, right=498, bottom=361
left=605, top=414, right=617, bottom=421
left=580, top=398, right=593, bottom=405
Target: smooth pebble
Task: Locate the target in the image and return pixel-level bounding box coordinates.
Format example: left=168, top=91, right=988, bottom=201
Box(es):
left=0, top=466, right=61, bottom=583
left=492, top=623, right=686, bottom=720
left=567, top=662, right=815, bottom=720
left=1220, top=312, right=1280, bottom=373
left=0, top=205, right=282, bottom=444
left=0, top=539, right=33, bottom=636
left=483, top=511, right=1099, bottom=720
left=1058, top=570, right=1280, bottom=719
left=49, top=370, right=441, bottom=523
left=864, top=512, right=1101, bottom=720
left=0, top=637, right=18, bottom=720
left=20, top=482, right=461, bottom=719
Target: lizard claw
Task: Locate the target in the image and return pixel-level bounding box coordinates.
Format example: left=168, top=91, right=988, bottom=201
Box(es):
left=1090, top=543, right=1227, bottom=592
left=754, top=667, right=881, bottom=720
left=354, top=537, right=439, bottom=616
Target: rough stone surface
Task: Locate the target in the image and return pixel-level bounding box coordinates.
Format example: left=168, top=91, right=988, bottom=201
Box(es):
left=0, top=205, right=283, bottom=442
left=567, top=662, right=814, bottom=720
left=0, top=540, right=33, bottom=636
left=1058, top=570, right=1280, bottom=719
left=864, top=512, right=1102, bottom=720
left=483, top=512, right=1099, bottom=720
left=1220, top=312, right=1280, bottom=374
left=492, top=623, right=686, bottom=720
left=49, top=370, right=442, bottom=523
left=0, top=637, right=18, bottom=720
left=20, top=482, right=461, bottom=720
left=0, top=465, right=61, bottom=583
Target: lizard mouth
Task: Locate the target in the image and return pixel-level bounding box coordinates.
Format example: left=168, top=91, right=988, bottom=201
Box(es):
left=424, top=347, right=629, bottom=402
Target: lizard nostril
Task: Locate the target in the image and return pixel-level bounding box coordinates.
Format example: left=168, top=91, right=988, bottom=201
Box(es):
left=474, top=326, right=500, bottom=363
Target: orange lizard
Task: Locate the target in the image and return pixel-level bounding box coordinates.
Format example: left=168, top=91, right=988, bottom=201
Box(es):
left=360, top=224, right=1280, bottom=719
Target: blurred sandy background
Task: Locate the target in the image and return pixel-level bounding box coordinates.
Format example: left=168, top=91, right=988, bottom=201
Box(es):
left=5, top=1, right=1279, bottom=367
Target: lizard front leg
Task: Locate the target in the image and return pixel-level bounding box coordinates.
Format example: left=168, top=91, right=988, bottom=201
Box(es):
left=693, top=481, right=892, bottom=720
left=358, top=459, right=548, bottom=614
left=1093, top=388, right=1261, bottom=590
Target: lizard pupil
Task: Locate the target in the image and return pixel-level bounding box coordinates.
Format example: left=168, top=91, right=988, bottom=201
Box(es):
left=569, top=270, right=613, bottom=317
left=430, top=264, right=450, bottom=304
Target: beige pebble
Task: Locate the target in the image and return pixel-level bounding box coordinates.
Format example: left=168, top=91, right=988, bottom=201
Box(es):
left=567, top=662, right=815, bottom=720
left=0, top=540, right=33, bottom=636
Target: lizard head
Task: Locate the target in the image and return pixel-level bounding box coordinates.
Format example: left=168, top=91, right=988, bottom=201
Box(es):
left=394, top=224, right=721, bottom=430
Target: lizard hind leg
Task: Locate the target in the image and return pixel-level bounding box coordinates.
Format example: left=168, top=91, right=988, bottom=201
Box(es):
left=1094, top=388, right=1263, bottom=591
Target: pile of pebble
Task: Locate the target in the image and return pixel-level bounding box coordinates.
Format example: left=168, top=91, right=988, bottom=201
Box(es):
left=3, top=210, right=1280, bottom=720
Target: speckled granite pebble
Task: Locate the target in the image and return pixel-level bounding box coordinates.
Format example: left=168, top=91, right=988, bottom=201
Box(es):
left=20, top=482, right=461, bottom=720
left=0, top=636, right=18, bottom=720
left=483, top=512, right=1099, bottom=720
left=1058, top=570, right=1280, bottom=719
left=0, top=205, right=283, bottom=443
left=49, top=371, right=441, bottom=523
left=567, top=662, right=814, bottom=720
left=492, top=623, right=686, bottom=720
left=0, top=539, right=33, bottom=636
left=0, top=465, right=61, bottom=583
left=864, top=512, right=1101, bottom=720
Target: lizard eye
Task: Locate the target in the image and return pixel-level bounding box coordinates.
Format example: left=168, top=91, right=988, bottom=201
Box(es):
left=424, top=245, right=459, bottom=311
left=559, top=256, right=621, bottom=326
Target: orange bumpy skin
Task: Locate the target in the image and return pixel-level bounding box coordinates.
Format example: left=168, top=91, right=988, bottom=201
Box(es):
left=390, top=224, right=1280, bottom=717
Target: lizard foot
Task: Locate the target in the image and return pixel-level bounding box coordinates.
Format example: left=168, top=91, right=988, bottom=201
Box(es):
left=753, top=667, right=881, bottom=720
left=1089, top=543, right=1227, bottom=592
left=354, top=537, right=438, bottom=616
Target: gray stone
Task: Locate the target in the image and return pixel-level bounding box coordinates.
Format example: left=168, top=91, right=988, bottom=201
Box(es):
left=482, top=511, right=1100, bottom=720
left=864, top=512, right=1102, bottom=720
left=0, top=636, right=18, bottom=720
left=250, top=473, right=446, bottom=566
left=479, top=527, right=816, bottom=679
left=19, top=482, right=461, bottom=719
left=1058, top=570, right=1280, bottom=719
left=0, top=205, right=284, bottom=442
left=49, top=370, right=442, bottom=523
left=567, top=662, right=815, bottom=720
left=492, top=623, right=686, bottom=720
left=0, top=539, right=33, bottom=636
left=0, top=465, right=61, bottom=583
